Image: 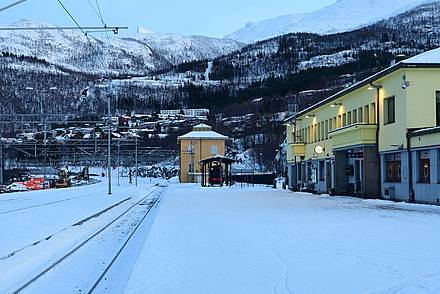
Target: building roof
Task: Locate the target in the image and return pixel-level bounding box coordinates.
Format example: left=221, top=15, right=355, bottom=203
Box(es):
left=403, top=47, right=440, bottom=65
left=178, top=124, right=228, bottom=140
left=193, top=123, right=212, bottom=131
left=286, top=47, right=440, bottom=121
left=178, top=131, right=229, bottom=140
left=199, top=154, right=236, bottom=165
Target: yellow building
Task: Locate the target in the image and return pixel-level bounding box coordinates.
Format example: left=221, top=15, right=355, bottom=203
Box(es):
left=178, top=124, right=228, bottom=183
left=285, top=48, right=440, bottom=204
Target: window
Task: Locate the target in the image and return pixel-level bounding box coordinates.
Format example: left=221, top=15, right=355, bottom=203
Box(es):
left=325, top=120, right=329, bottom=140
left=319, top=161, right=325, bottom=181
left=364, top=105, right=370, bottom=124
left=438, top=149, right=440, bottom=183
left=419, top=151, right=431, bottom=183
left=371, top=103, right=376, bottom=123
left=313, top=124, right=318, bottom=143
left=353, top=109, right=357, bottom=124
left=436, top=91, right=440, bottom=126
left=385, top=153, right=401, bottom=183
left=342, top=113, right=347, bottom=127
left=187, top=143, right=195, bottom=154
left=384, top=96, right=396, bottom=125
left=358, top=108, right=363, bottom=123
left=188, top=163, right=195, bottom=173
left=347, top=111, right=352, bottom=126
left=211, top=145, right=219, bottom=155
left=337, top=115, right=342, bottom=128
left=317, top=123, right=321, bottom=141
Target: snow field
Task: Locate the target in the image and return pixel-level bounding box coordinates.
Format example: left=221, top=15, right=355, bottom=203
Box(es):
left=124, top=184, right=440, bottom=294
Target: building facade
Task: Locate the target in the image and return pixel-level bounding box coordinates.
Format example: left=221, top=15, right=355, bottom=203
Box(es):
left=286, top=48, right=440, bottom=204
left=160, top=109, right=210, bottom=118
left=178, top=124, right=228, bottom=183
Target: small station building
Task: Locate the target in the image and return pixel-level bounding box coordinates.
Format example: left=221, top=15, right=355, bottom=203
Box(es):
left=178, top=124, right=229, bottom=184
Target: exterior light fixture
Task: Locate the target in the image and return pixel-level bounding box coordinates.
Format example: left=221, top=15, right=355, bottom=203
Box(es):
left=330, top=103, right=342, bottom=108
left=368, top=83, right=382, bottom=90
left=305, top=114, right=315, bottom=119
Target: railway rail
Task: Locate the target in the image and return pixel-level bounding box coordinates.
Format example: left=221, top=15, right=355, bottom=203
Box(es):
left=10, top=185, right=165, bottom=293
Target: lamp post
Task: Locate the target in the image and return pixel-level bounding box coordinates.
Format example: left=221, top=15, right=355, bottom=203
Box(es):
left=26, top=86, right=57, bottom=187
left=96, top=80, right=112, bottom=195
left=107, top=92, right=112, bottom=195
left=135, top=129, right=138, bottom=187
left=0, top=142, right=3, bottom=185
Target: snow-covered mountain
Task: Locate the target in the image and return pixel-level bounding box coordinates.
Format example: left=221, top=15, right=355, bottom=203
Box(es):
left=0, top=19, right=244, bottom=76
left=225, top=0, right=435, bottom=43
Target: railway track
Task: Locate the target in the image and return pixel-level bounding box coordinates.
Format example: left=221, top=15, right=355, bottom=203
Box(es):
left=0, top=190, right=101, bottom=215
left=10, top=185, right=165, bottom=293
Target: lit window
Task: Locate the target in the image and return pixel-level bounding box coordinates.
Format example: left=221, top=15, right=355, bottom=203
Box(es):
left=364, top=105, right=370, bottom=123
left=419, top=151, right=431, bottom=184
left=385, top=153, right=401, bottom=183
left=371, top=103, right=376, bottom=123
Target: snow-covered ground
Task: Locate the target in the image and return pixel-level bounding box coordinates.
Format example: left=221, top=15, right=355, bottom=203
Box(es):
left=0, top=173, right=164, bottom=293
left=2, top=181, right=440, bottom=293
left=124, top=184, right=440, bottom=294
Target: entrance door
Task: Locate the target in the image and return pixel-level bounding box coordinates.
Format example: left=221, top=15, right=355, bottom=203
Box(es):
left=354, top=159, right=363, bottom=196
left=325, top=160, right=332, bottom=193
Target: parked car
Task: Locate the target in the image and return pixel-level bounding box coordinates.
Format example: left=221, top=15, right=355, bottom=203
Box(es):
left=6, top=182, right=29, bottom=192
left=0, top=185, right=7, bottom=194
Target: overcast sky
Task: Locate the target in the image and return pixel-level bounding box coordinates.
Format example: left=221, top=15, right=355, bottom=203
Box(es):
left=0, top=0, right=336, bottom=37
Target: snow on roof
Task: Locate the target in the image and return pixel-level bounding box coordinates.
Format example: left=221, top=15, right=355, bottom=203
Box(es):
left=178, top=131, right=228, bottom=140
left=193, top=123, right=212, bottom=131
left=403, top=47, right=440, bottom=64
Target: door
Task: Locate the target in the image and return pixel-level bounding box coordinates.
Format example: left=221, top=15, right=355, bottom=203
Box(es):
left=354, top=159, right=363, bottom=196
left=325, top=160, right=332, bottom=193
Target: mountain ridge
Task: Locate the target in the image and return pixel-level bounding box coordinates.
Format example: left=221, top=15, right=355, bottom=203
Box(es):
left=225, top=0, right=435, bottom=43
left=0, top=19, right=244, bottom=76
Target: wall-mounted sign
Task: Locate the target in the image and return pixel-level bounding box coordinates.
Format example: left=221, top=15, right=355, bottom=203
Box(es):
left=314, top=145, right=324, bottom=154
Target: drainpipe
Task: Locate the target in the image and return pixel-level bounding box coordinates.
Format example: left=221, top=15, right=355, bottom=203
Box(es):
left=406, top=130, right=416, bottom=203
left=371, top=83, right=382, bottom=199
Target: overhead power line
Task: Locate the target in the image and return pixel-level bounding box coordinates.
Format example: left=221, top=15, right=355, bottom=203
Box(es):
left=57, top=0, right=85, bottom=35
left=0, top=0, right=27, bottom=13
left=0, top=26, right=127, bottom=33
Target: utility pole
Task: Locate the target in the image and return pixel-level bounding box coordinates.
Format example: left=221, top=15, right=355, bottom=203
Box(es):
left=117, top=144, right=120, bottom=187
left=0, top=142, right=3, bottom=185
left=107, top=93, right=112, bottom=195
left=41, top=94, right=47, bottom=187
left=135, top=131, right=138, bottom=186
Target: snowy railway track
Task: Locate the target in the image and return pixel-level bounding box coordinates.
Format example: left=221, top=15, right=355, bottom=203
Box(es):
left=10, top=185, right=165, bottom=294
